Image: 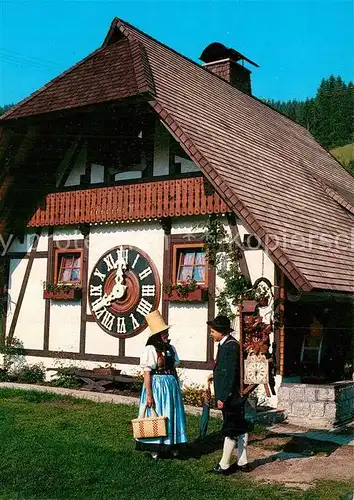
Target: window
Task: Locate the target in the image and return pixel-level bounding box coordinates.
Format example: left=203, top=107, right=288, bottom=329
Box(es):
left=172, top=244, right=207, bottom=285
left=54, top=250, right=82, bottom=285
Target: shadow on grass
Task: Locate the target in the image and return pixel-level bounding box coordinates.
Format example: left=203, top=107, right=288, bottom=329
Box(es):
left=179, top=432, right=224, bottom=459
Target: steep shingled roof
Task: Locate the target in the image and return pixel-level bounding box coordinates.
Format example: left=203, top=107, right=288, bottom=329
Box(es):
left=1, top=17, right=354, bottom=291
left=0, top=37, right=155, bottom=119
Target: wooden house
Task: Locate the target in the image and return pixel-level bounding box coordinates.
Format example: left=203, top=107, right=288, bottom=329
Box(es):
left=0, top=18, right=353, bottom=427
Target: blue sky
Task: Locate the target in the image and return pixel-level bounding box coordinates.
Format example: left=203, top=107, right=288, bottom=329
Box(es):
left=0, top=0, right=353, bottom=106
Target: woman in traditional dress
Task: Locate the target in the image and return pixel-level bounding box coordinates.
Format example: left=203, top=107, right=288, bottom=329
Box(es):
left=135, top=310, right=188, bottom=459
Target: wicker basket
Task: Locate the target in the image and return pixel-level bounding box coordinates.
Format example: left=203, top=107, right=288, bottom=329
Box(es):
left=131, top=405, right=167, bottom=439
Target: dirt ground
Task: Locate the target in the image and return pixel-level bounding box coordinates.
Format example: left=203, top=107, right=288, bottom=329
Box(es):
left=245, top=430, right=354, bottom=490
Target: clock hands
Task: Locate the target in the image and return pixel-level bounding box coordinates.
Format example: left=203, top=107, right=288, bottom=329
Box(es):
left=112, top=246, right=127, bottom=299
left=91, top=246, right=127, bottom=313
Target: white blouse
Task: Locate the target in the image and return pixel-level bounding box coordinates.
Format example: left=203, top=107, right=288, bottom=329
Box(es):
left=140, top=345, right=180, bottom=372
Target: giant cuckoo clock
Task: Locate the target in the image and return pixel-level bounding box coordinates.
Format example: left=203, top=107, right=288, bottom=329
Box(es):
left=88, top=246, right=160, bottom=337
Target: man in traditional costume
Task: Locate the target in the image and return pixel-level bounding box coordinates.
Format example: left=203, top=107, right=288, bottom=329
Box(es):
left=207, top=315, right=251, bottom=475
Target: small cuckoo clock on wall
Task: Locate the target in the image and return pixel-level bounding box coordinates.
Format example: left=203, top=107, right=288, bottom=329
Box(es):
left=244, top=354, right=269, bottom=385
left=88, top=245, right=161, bottom=338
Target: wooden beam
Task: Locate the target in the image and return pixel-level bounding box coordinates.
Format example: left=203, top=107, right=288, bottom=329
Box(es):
left=79, top=230, right=90, bottom=354
left=227, top=213, right=251, bottom=281
left=43, top=228, right=54, bottom=351
left=0, top=258, right=10, bottom=345
left=279, top=271, right=285, bottom=376
left=8, top=229, right=41, bottom=340
left=58, top=138, right=84, bottom=188
left=206, top=265, right=216, bottom=362
left=161, top=221, right=172, bottom=323
left=24, top=348, right=214, bottom=370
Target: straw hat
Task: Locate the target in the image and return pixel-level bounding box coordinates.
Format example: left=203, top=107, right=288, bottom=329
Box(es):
left=145, top=310, right=169, bottom=337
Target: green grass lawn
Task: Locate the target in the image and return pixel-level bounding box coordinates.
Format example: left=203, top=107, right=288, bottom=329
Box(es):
left=0, top=388, right=352, bottom=500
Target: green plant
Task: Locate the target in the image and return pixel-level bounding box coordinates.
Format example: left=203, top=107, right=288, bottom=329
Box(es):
left=200, top=214, right=254, bottom=319
left=50, top=365, right=81, bottom=389
left=164, top=276, right=198, bottom=297
left=0, top=336, right=26, bottom=372
left=0, top=368, right=10, bottom=382
left=202, top=214, right=227, bottom=266
left=43, top=282, right=81, bottom=293
left=216, top=261, right=253, bottom=320
left=11, top=363, right=45, bottom=384
left=181, top=383, right=211, bottom=407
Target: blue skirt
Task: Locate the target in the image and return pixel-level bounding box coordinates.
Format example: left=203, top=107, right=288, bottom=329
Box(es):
left=135, top=374, right=188, bottom=451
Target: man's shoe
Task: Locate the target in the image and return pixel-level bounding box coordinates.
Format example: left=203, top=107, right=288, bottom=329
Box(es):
left=208, top=464, right=232, bottom=476
left=238, top=464, right=252, bottom=473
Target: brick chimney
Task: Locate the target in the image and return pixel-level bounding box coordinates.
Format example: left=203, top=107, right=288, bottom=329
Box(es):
left=200, top=42, right=258, bottom=96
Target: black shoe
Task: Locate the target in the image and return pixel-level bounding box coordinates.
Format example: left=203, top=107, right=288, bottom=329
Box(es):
left=238, top=464, right=252, bottom=473
left=208, top=464, right=232, bottom=476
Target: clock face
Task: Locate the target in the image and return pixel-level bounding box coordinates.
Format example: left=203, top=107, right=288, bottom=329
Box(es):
left=88, top=245, right=160, bottom=338
left=244, top=357, right=269, bottom=384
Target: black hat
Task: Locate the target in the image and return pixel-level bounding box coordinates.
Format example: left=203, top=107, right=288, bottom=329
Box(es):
left=207, top=315, right=233, bottom=334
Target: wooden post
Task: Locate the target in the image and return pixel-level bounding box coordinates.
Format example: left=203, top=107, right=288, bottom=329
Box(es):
left=279, top=271, right=285, bottom=376
left=239, top=302, right=244, bottom=395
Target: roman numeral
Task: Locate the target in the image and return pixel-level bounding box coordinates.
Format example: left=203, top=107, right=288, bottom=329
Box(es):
left=139, top=267, right=152, bottom=281
left=101, top=311, right=115, bottom=331
left=103, top=253, right=117, bottom=272
left=131, top=254, right=139, bottom=269
left=130, top=313, right=140, bottom=330
left=117, top=317, right=126, bottom=334
left=91, top=297, right=105, bottom=311
left=95, top=308, right=106, bottom=319
left=142, top=285, right=155, bottom=297
left=90, top=284, right=103, bottom=297
left=136, top=298, right=153, bottom=317
left=93, top=268, right=106, bottom=282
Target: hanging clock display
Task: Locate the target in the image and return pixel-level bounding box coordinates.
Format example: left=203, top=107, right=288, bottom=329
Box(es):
left=244, top=354, right=269, bottom=385
left=88, top=245, right=160, bottom=338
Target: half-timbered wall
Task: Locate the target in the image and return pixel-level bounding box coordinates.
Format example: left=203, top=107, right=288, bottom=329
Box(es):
left=4, top=218, right=276, bottom=391
left=55, top=120, right=201, bottom=190
left=2, top=121, right=277, bottom=392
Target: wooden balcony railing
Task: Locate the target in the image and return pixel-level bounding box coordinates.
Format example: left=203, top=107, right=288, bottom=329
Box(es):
left=27, top=177, right=231, bottom=227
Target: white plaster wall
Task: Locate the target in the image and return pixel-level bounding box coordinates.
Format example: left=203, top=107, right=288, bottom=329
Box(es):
left=53, top=228, right=84, bottom=241
left=6, top=259, right=26, bottom=334
left=49, top=302, right=81, bottom=352
left=153, top=121, right=169, bottom=176
left=85, top=322, right=119, bottom=356
left=171, top=215, right=209, bottom=235
left=56, top=142, right=77, bottom=187
left=7, top=258, right=46, bottom=349
left=176, top=155, right=200, bottom=174
left=91, top=164, right=105, bottom=184
left=87, top=222, right=164, bottom=358
left=64, top=143, right=87, bottom=187
left=169, top=216, right=210, bottom=363
left=7, top=230, right=48, bottom=253
left=114, top=171, right=142, bottom=181
left=169, top=303, right=208, bottom=362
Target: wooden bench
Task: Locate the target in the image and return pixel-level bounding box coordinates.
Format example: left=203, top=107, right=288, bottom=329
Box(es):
left=47, top=368, right=139, bottom=393
left=73, top=370, right=137, bottom=392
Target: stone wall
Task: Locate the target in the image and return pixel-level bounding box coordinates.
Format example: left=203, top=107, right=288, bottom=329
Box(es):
left=278, top=381, right=354, bottom=429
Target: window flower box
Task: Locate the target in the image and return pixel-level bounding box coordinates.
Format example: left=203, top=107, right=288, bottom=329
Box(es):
left=43, top=287, right=82, bottom=301
left=163, top=288, right=208, bottom=302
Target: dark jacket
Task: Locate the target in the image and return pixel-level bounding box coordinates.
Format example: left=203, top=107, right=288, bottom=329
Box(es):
left=213, top=335, right=241, bottom=403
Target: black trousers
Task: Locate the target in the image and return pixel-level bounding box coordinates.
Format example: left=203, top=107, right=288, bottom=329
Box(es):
left=221, top=396, right=249, bottom=438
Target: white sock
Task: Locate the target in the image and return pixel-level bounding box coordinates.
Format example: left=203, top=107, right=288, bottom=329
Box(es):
left=237, top=433, right=248, bottom=466
left=219, top=437, right=236, bottom=469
